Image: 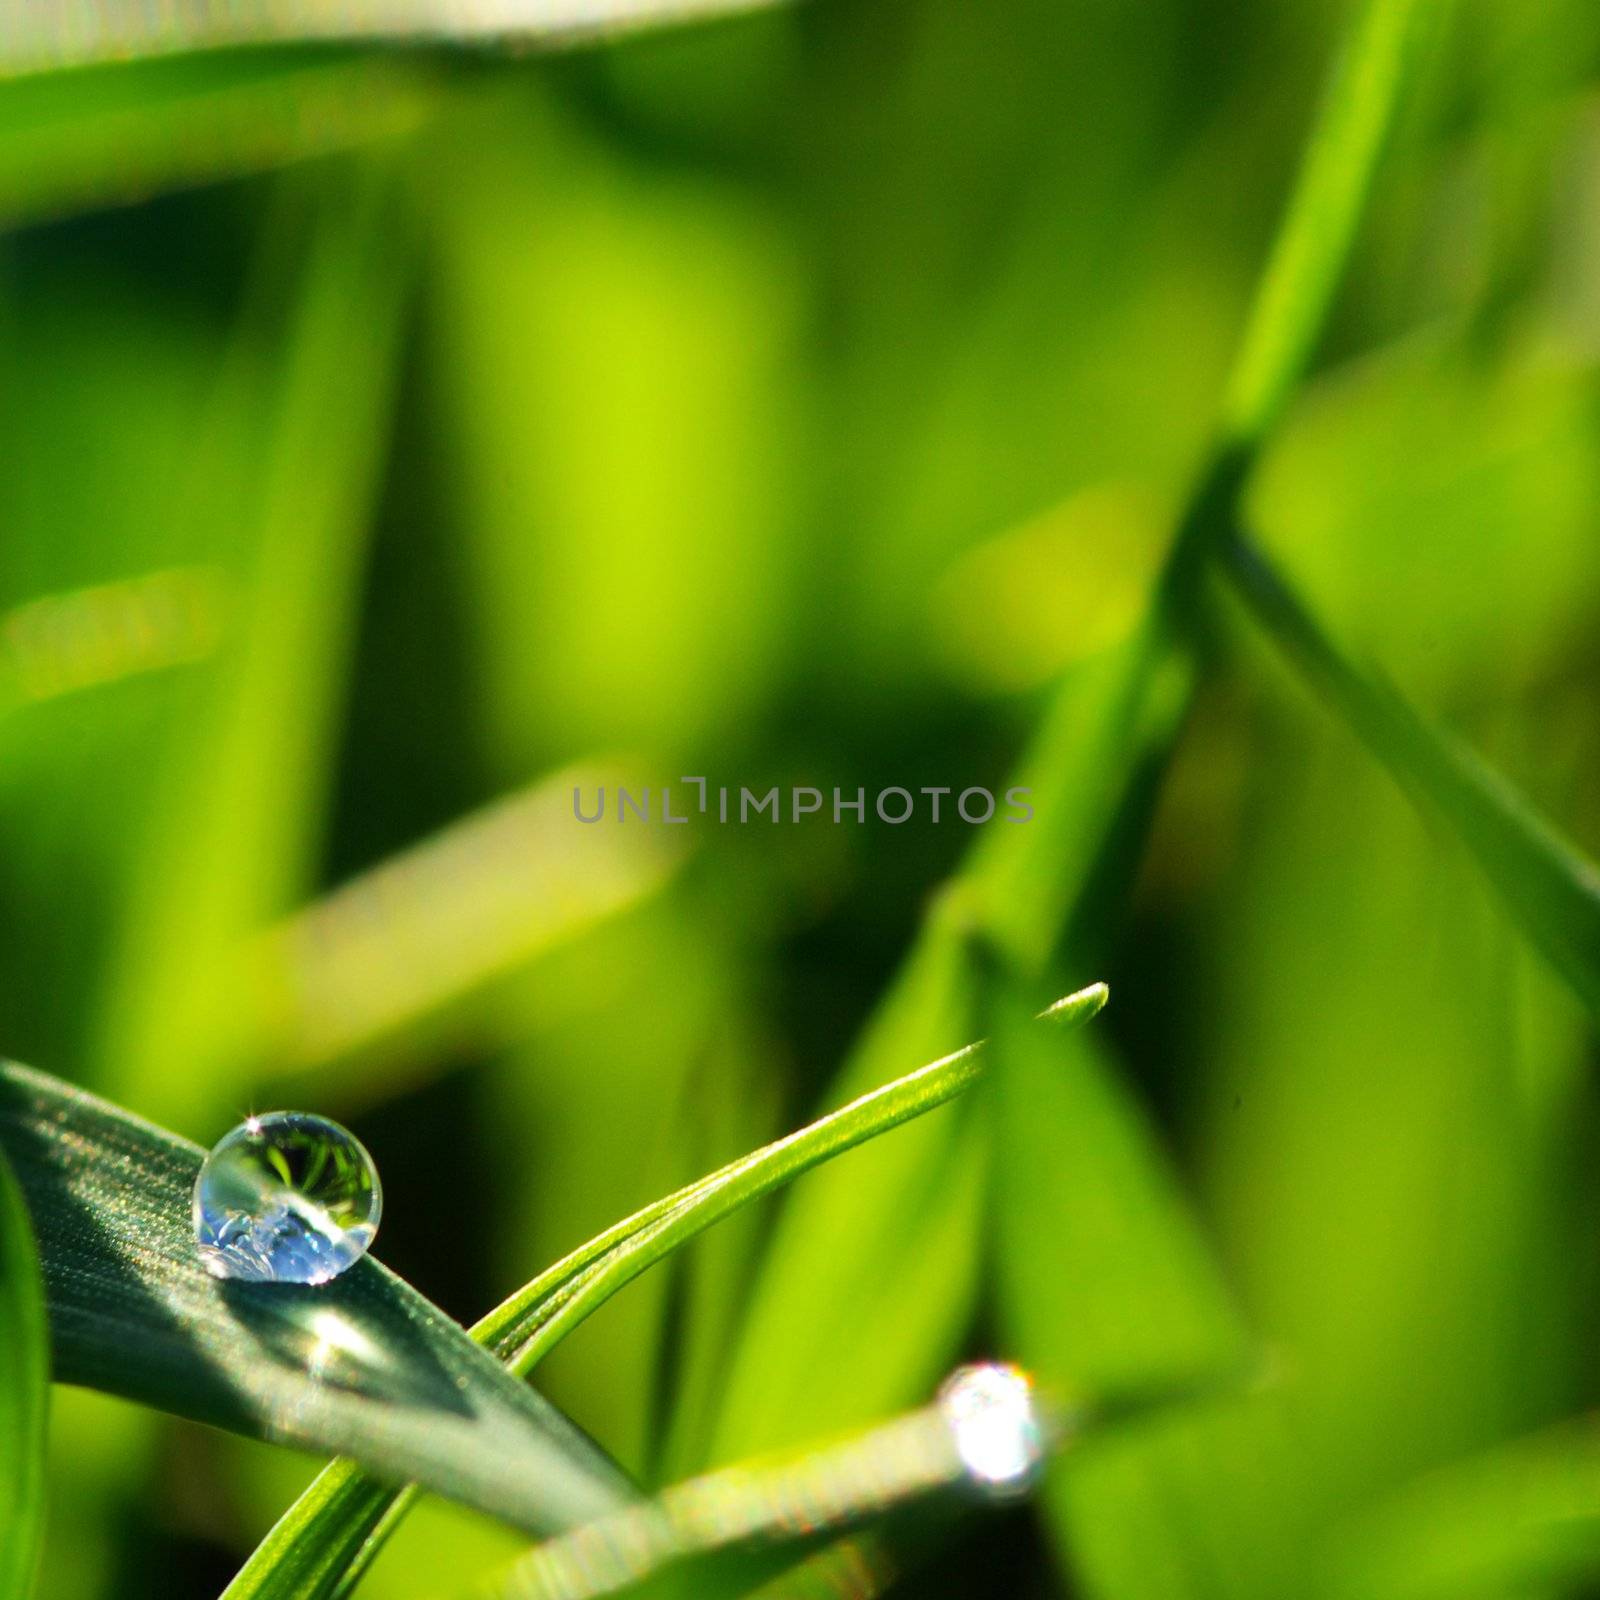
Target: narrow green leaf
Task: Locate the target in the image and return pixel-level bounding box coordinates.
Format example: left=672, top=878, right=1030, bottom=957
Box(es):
left=220, top=987, right=1107, bottom=1600
left=1220, top=0, right=1439, bottom=449
left=1223, top=531, right=1600, bottom=1019
left=0, top=1144, right=47, bottom=1600
left=0, top=1061, right=634, bottom=1537
left=0, top=52, right=441, bottom=229
left=485, top=984, right=1104, bottom=1375
left=0, top=0, right=783, bottom=78
left=710, top=643, right=1184, bottom=1467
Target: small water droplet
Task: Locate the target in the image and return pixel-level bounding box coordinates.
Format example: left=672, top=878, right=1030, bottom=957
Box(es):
left=939, top=1363, right=1045, bottom=1496
left=193, top=1112, right=381, bottom=1285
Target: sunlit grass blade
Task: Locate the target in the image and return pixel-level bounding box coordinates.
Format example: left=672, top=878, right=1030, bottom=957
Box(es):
left=0, top=1061, right=635, bottom=1537
left=0, top=1144, right=48, bottom=1600
left=1330, top=1417, right=1600, bottom=1598
left=0, top=0, right=783, bottom=77
left=219, top=986, right=1107, bottom=1600
left=0, top=52, right=441, bottom=229
left=1223, top=531, right=1600, bottom=1019
left=256, top=760, right=692, bottom=1094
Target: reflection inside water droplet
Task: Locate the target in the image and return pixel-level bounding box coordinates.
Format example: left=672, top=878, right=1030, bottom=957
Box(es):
left=193, top=1112, right=381, bottom=1285
left=939, top=1363, right=1045, bottom=1495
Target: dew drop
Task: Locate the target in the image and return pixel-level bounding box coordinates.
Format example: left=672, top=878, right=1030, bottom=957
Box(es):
left=939, top=1362, right=1046, bottom=1496
left=193, top=1112, right=382, bottom=1285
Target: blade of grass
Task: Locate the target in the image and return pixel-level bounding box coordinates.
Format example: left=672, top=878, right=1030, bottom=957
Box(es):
left=1157, top=0, right=1440, bottom=605
left=715, top=0, right=1438, bottom=1482
left=1219, top=0, right=1440, bottom=449
left=0, top=0, right=783, bottom=78
left=0, top=1060, right=635, bottom=1537
left=0, top=1144, right=48, bottom=1600
left=1222, top=530, right=1600, bottom=1020
left=219, top=986, right=1107, bottom=1600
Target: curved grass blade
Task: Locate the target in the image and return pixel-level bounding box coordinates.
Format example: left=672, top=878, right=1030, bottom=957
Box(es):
left=0, top=1061, right=635, bottom=1537
left=0, top=0, right=782, bottom=79
left=220, top=985, right=1107, bottom=1600
left=0, top=1144, right=48, bottom=1600
left=1223, top=531, right=1600, bottom=1019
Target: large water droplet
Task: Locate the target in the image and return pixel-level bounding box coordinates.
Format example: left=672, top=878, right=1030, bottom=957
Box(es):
left=939, top=1363, right=1045, bottom=1496
left=193, top=1112, right=382, bottom=1285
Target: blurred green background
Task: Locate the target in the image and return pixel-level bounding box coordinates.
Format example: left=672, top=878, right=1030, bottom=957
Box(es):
left=6, top=0, right=1600, bottom=1595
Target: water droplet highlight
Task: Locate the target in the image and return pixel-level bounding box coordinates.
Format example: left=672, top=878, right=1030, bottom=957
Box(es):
left=939, top=1363, right=1045, bottom=1496
left=193, top=1112, right=381, bottom=1285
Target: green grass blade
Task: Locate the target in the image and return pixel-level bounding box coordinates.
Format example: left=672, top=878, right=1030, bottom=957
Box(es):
left=710, top=644, right=1185, bottom=1466
left=0, top=1144, right=48, bottom=1600
left=1162, top=0, right=1441, bottom=598
left=0, top=0, right=782, bottom=77
left=0, top=52, right=441, bottom=230
left=219, top=987, right=1107, bottom=1600
left=1220, top=0, right=1439, bottom=449
left=715, top=0, right=1438, bottom=1485
left=482, top=982, right=1106, bottom=1374
left=0, top=1061, right=635, bottom=1537
left=1223, top=531, right=1600, bottom=1019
